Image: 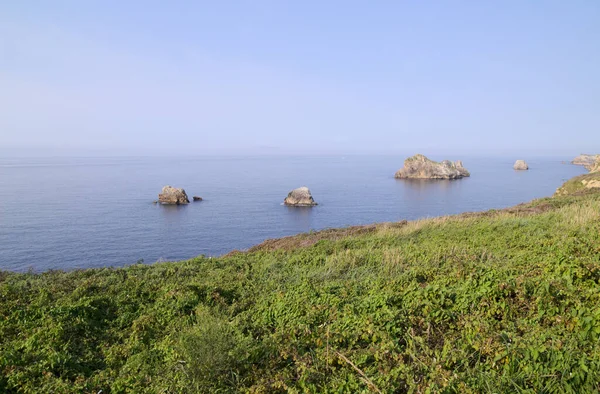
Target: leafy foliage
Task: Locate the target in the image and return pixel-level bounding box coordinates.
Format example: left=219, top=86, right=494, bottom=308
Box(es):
left=1, top=191, right=600, bottom=393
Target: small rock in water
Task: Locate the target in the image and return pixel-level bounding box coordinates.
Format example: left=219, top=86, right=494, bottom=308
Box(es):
left=284, top=187, right=318, bottom=206
left=193, top=196, right=203, bottom=202
left=158, top=186, right=190, bottom=205
left=513, top=160, right=529, bottom=170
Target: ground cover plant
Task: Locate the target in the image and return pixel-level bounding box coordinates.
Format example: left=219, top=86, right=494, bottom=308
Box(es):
left=1, top=189, right=600, bottom=393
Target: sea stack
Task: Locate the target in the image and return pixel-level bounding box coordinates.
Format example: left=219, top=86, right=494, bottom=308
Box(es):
left=513, top=160, right=529, bottom=170
left=284, top=187, right=318, bottom=206
left=158, top=186, right=190, bottom=205
left=394, top=154, right=470, bottom=179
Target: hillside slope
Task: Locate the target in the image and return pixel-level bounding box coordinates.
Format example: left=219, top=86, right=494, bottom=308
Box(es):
left=555, top=166, right=600, bottom=196
left=1, top=189, right=600, bottom=393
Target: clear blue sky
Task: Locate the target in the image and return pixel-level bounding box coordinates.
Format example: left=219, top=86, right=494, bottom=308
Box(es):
left=1, top=1, right=599, bottom=156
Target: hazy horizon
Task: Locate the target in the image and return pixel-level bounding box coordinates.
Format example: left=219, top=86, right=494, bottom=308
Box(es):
left=1, top=2, right=599, bottom=157
left=0, top=149, right=590, bottom=160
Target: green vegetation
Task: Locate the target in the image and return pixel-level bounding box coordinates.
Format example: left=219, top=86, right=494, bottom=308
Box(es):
left=2, top=189, right=600, bottom=393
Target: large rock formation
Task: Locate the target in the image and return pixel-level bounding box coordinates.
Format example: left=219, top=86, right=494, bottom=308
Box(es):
left=572, top=154, right=600, bottom=171
left=158, top=186, right=190, bottom=205
left=513, top=160, right=529, bottom=170
left=284, top=187, right=318, bottom=206
left=394, top=154, right=470, bottom=179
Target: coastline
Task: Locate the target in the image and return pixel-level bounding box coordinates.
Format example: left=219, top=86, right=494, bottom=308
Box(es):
left=1, top=168, right=597, bottom=274
left=229, top=194, right=562, bottom=256
left=1, top=174, right=599, bottom=392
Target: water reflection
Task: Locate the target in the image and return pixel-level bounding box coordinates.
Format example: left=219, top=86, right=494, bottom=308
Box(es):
left=397, top=178, right=465, bottom=195
left=157, top=203, right=189, bottom=222
left=283, top=205, right=315, bottom=230
left=394, top=178, right=468, bottom=218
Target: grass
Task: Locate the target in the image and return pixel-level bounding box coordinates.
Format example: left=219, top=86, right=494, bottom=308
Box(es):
left=1, top=186, right=600, bottom=393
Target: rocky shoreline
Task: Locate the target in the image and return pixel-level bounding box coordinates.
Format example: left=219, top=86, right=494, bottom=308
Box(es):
left=228, top=170, right=600, bottom=256
left=572, top=154, right=600, bottom=171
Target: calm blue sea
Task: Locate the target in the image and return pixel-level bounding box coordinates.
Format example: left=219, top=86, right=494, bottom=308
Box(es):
left=0, top=155, right=587, bottom=272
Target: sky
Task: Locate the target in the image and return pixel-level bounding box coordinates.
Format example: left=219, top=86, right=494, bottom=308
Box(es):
left=1, top=1, right=599, bottom=157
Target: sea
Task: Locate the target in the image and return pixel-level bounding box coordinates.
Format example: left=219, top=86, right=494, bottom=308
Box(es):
left=0, top=155, right=587, bottom=272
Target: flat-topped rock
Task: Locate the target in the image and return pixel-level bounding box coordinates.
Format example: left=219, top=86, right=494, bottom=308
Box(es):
left=158, top=186, right=190, bottom=205
left=284, top=187, right=317, bottom=206
left=572, top=154, right=600, bottom=171
left=513, top=160, right=529, bottom=170
left=394, top=154, right=470, bottom=179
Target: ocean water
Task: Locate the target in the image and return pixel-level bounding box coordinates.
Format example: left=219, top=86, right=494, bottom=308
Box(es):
left=0, top=155, right=586, bottom=272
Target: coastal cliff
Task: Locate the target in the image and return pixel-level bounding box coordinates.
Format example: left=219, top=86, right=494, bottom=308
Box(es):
left=590, top=158, right=600, bottom=173
left=556, top=160, right=600, bottom=195
left=572, top=154, right=600, bottom=170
